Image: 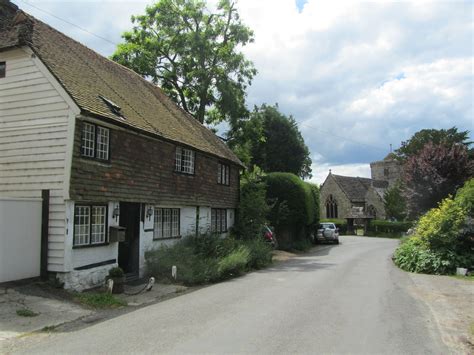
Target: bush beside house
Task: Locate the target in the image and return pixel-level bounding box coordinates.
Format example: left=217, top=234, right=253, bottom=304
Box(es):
left=265, top=172, right=319, bottom=250
left=393, top=178, right=474, bottom=275
left=145, top=235, right=273, bottom=285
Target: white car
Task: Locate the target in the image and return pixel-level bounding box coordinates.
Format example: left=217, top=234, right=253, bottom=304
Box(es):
left=315, top=223, right=340, bottom=244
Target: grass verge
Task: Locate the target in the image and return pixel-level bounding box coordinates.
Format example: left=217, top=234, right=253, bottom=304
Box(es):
left=74, top=292, right=127, bottom=309
left=16, top=308, right=39, bottom=317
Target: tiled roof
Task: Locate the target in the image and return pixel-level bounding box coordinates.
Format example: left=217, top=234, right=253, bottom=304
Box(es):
left=331, top=174, right=388, bottom=202
left=0, top=2, right=243, bottom=166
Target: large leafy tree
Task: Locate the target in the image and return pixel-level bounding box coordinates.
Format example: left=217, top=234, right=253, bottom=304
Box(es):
left=394, top=127, right=471, bottom=161
left=230, top=104, right=312, bottom=179
left=383, top=183, right=407, bottom=221
left=111, top=0, right=257, bottom=124
left=402, top=142, right=473, bottom=219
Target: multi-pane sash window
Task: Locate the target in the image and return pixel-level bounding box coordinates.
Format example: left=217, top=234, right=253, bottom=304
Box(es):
left=175, top=147, right=195, bottom=174
left=154, top=208, right=180, bottom=239
left=211, top=208, right=227, bottom=233
left=217, top=163, right=230, bottom=185
left=74, top=205, right=107, bottom=246
left=81, top=122, right=110, bottom=160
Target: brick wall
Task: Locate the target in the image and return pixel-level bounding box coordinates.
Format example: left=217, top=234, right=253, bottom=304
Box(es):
left=70, top=118, right=240, bottom=208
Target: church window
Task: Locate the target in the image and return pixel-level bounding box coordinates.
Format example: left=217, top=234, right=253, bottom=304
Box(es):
left=326, top=195, right=338, bottom=218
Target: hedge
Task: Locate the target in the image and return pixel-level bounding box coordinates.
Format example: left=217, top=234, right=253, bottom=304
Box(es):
left=264, top=172, right=318, bottom=248
left=368, top=220, right=413, bottom=234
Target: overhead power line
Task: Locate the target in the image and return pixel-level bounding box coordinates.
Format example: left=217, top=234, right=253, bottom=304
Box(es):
left=16, top=0, right=118, bottom=46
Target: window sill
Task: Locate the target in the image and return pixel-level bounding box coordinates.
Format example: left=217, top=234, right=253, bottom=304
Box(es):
left=79, top=156, right=111, bottom=166
left=173, top=171, right=195, bottom=176
left=73, top=242, right=110, bottom=249
left=153, top=236, right=182, bottom=241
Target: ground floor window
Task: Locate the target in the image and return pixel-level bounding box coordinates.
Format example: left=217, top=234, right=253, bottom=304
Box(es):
left=154, top=208, right=180, bottom=239
left=74, top=205, right=107, bottom=246
left=211, top=208, right=227, bottom=233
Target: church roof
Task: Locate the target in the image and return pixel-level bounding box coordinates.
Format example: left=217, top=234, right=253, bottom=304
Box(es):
left=331, top=174, right=388, bottom=202
left=0, top=0, right=243, bottom=166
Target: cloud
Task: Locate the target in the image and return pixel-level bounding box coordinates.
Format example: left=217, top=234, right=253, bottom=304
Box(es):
left=12, top=0, right=473, bottom=176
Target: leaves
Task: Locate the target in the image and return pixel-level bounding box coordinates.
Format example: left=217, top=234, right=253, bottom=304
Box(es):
left=229, top=104, right=312, bottom=179
left=111, top=0, right=256, bottom=124
left=402, top=142, right=473, bottom=218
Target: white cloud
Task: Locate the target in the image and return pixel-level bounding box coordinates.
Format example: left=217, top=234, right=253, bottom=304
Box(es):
left=309, top=162, right=371, bottom=185
left=12, top=0, right=473, bottom=176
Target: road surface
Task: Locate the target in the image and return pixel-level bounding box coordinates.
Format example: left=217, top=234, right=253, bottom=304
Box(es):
left=16, top=236, right=448, bottom=354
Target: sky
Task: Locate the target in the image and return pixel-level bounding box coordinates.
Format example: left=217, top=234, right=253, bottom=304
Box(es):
left=11, top=0, right=473, bottom=184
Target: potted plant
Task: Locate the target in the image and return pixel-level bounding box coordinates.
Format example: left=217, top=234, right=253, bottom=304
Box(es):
left=107, top=267, right=125, bottom=294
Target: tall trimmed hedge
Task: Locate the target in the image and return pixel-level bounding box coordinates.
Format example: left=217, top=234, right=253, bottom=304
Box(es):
left=264, top=172, right=319, bottom=248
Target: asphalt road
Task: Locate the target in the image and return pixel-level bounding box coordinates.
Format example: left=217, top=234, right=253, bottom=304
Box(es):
left=18, top=236, right=448, bottom=354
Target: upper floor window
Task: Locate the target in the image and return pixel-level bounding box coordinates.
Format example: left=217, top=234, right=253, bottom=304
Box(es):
left=175, top=147, right=195, bottom=174
left=0, top=62, right=5, bottom=78
left=74, top=204, right=108, bottom=247
left=81, top=122, right=110, bottom=160
left=326, top=195, right=338, bottom=218
left=217, top=163, right=230, bottom=185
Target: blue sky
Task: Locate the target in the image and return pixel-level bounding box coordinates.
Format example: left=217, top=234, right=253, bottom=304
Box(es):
left=12, top=0, right=473, bottom=183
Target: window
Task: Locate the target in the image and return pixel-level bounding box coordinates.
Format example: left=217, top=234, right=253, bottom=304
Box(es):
left=326, top=195, right=338, bottom=218
left=175, top=147, right=195, bottom=174
left=154, top=208, right=180, bottom=239
left=81, top=122, right=110, bottom=160
left=211, top=208, right=227, bottom=233
left=217, top=163, right=230, bottom=185
left=0, top=62, right=5, bottom=78
left=384, top=168, right=389, bottom=177
left=74, top=205, right=107, bottom=246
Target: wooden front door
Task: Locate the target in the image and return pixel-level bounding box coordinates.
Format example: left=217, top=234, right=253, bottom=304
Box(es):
left=118, top=202, right=140, bottom=274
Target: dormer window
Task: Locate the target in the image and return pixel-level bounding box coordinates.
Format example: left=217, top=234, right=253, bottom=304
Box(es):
left=81, top=122, right=110, bottom=161
left=99, top=95, right=124, bottom=119
left=175, top=147, right=195, bottom=174
left=0, top=62, right=5, bottom=78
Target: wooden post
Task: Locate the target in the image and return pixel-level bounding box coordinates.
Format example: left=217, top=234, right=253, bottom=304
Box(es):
left=40, top=189, right=50, bottom=280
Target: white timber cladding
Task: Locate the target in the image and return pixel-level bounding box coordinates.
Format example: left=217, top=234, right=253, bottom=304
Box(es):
left=0, top=47, right=80, bottom=272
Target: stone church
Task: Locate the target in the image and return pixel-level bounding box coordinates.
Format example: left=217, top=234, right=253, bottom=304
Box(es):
left=320, top=154, right=401, bottom=228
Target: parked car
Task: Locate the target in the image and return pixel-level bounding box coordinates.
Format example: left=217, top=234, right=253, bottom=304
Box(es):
left=314, top=223, right=339, bottom=244
left=262, top=225, right=278, bottom=248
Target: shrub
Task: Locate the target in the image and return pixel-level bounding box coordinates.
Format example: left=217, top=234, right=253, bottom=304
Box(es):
left=393, top=180, right=474, bottom=275
left=217, top=245, right=250, bottom=279
left=368, top=220, right=413, bottom=235
left=243, top=238, right=273, bottom=269
left=292, top=238, right=313, bottom=251
left=455, top=178, right=474, bottom=215
left=235, top=168, right=269, bottom=240
left=108, top=266, right=124, bottom=278
left=393, top=237, right=459, bottom=274
left=265, top=172, right=317, bottom=248
left=145, top=235, right=273, bottom=285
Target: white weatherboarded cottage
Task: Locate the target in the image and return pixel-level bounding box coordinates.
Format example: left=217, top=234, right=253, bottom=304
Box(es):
left=0, top=1, right=242, bottom=290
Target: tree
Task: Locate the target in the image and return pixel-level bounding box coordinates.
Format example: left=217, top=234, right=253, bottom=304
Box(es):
left=402, top=142, right=473, bottom=219
left=383, top=183, right=407, bottom=221
left=111, top=0, right=257, bottom=124
left=234, top=167, right=269, bottom=240
left=229, top=104, right=312, bottom=179
left=394, top=127, right=471, bottom=161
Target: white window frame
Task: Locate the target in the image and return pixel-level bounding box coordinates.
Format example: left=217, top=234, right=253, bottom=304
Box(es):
left=74, top=204, right=108, bottom=247
left=211, top=208, right=227, bottom=233
left=154, top=208, right=180, bottom=239
left=81, top=122, right=110, bottom=161
left=217, top=162, right=230, bottom=185
left=175, top=147, right=195, bottom=174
